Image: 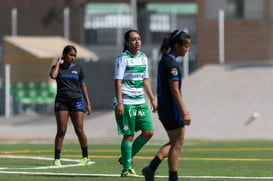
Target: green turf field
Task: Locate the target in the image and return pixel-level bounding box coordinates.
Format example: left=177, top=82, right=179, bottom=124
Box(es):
left=0, top=140, right=272, bottom=181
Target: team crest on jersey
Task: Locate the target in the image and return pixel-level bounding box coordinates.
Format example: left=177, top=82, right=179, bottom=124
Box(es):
left=170, top=68, right=178, bottom=76
left=123, top=125, right=129, bottom=131
left=71, top=71, right=78, bottom=74
left=129, top=58, right=134, bottom=64
left=141, top=57, right=145, bottom=64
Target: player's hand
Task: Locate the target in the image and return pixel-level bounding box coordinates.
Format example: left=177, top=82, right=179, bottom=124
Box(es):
left=151, top=99, right=158, bottom=113
left=57, top=57, right=64, bottom=64
left=184, top=113, right=191, bottom=125
left=115, top=104, right=124, bottom=117
left=86, top=105, right=92, bottom=115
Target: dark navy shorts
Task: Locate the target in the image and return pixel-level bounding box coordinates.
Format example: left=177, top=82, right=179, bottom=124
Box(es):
left=55, top=99, right=85, bottom=112
left=158, top=103, right=185, bottom=131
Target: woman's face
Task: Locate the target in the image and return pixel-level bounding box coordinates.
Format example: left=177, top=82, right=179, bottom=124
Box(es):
left=125, top=32, right=141, bottom=55
left=63, top=50, right=77, bottom=65
left=176, top=38, right=191, bottom=57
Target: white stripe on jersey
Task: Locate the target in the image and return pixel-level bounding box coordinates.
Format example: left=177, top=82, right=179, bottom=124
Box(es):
left=114, top=50, right=149, bottom=104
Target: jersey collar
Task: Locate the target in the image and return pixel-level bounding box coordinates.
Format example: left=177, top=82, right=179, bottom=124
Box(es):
left=125, top=49, right=139, bottom=57
left=60, top=63, right=76, bottom=69
left=166, top=53, right=177, bottom=61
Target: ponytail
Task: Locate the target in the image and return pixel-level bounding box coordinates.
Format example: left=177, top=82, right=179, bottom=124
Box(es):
left=159, top=29, right=191, bottom=58
left=159, top=33, right=172, bottom=56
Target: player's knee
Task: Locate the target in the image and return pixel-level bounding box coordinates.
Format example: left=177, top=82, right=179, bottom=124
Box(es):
left=74, top=128, right=84, bottom=136
left=173, top=140, right=183, bottom=150
left=57, top=129, right=66, bottom=137
left=142, top=130, right=154, bottom=140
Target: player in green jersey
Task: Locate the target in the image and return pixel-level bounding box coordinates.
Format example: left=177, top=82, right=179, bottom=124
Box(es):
left=114, top=30, right=157, bottom=177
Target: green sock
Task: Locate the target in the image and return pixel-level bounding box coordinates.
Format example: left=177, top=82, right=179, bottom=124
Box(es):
left=121, top=140, right=133, bottom=171
left=132, top=136, right=147, bottom=158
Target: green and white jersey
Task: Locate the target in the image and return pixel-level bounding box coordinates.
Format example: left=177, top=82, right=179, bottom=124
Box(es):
left=114, top=50, right=149, bottom=105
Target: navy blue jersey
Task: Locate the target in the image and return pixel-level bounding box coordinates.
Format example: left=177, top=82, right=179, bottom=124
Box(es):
left=157, top=54, right=184, bottom=130
left=54, top=63, right=86, bottom=102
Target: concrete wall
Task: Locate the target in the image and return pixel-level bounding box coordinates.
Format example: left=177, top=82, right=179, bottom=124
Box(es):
left=196, top=0, right=273, bottom=67
left=78, top=59, right=115, bottom=110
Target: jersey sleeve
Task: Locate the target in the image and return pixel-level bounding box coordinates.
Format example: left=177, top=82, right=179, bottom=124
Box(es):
left=143, top=57, right=149, bottom=79
left=167, top=61, right=180, bottom=81
left=114, top=56, right=127, bottom=79
left=79, top=66, right=86, bottom=82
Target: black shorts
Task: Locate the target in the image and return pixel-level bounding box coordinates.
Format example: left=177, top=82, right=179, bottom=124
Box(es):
left=158, top=103, right=185, bottom=131
left=55, top=99, right=85, bottom=112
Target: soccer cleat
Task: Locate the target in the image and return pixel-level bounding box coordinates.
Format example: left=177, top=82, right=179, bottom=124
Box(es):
left=121, top=169, right=140, bottom=177
left=53, top=159, right=62, bottom=166
left=142, top=166, right=155, bottom=181
left=79, top=157, right=91, bottom=166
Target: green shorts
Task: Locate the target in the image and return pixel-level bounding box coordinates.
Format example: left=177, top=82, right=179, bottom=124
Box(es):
left=115, top=103, right=154, bottom=135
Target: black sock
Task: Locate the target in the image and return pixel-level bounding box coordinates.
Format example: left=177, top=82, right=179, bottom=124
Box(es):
left=169, top=171, right=178, bottom=181
left=54, top=149, right=61, bottom=159
left=149, top=156, right=161, bottom=172
left=81, top=147, right=88, bottom=157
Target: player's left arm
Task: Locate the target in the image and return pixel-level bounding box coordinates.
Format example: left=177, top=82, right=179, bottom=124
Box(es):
left=81, top=81, right=92, bottom=115
left=169, top=80, right=191, bottom=125
left=143, top=78, right=157, bottom=112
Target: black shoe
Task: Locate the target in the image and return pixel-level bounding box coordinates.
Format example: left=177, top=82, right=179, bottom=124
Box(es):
left=142, top=166, right=154, bottom=181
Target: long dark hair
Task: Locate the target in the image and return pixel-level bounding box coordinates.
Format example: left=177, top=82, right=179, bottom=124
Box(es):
left=160, top=29, right=191, bottom=57
left=62, top=45, right=77, bottom=55
left=123, top=29, right=139, bottom=52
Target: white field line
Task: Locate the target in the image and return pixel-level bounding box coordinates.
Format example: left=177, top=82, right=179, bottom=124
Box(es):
left=14, top=163, right=96, bottom=170
left=180, top=176, right=273, bottom=180
left=0, top=155, right=95, bottom=170
left=0, top=171, right=273, bottom=180
left=0, top=171, right=120, bottom=177
left=1, top=156, right=273, bottom=180
left=0, top=155, right=76, bottom=162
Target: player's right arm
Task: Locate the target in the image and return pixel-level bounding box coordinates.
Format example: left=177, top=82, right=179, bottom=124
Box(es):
left=49, top=57, right=62, bottom=79
left=114, top=56, right=126, bottom=117
left=115, top=79, right=124, bottom=117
